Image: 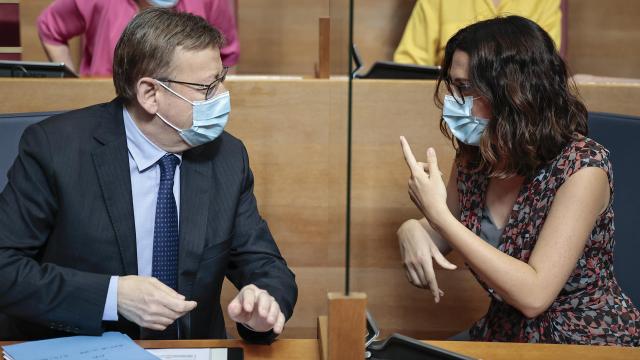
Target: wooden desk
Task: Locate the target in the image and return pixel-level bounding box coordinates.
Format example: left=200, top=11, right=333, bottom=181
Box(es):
left=2, top=339, right=639, bottom=359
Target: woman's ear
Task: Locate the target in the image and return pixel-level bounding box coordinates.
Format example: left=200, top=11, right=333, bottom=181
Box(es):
left=135, top=77, right=160, bottom=115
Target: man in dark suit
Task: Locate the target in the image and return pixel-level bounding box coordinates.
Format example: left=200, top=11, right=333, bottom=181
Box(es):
left=0, top=8, right=297, bottom=343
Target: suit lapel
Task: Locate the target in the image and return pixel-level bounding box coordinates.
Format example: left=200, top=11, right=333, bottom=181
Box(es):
left=92, top=100, right=138, bottom=275
left=178, top=147, right=212, bottom=297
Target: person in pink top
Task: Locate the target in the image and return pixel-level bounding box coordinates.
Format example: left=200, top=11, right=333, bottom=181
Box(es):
left=37, top=0, right=239, bottom=76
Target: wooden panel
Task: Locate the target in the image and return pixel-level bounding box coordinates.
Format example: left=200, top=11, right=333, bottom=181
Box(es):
left=578, top=83, right=640, bottom=116
left=351, top=0, right=414, bottom=70
left=566, top=0, right=640, bottom=78
left=0, top=78, right=639, bottom=341
left=0, top=78, right=115, bottom=112
left=15, top=0, right=640, bottom=77
left=236, top=0, right=328, bottom=75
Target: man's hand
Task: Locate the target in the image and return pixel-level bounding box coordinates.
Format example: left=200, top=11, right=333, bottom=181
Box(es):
left=117, top=276, right=197, bottom=331
left=227, top=284, right=285, bottom=334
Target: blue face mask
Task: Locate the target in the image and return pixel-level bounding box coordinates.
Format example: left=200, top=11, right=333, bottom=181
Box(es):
left=146, top=0, right=179, bottom=8
left=156, top=81, right=231, bottom=147
left=442, top=95, right=488, bottom=146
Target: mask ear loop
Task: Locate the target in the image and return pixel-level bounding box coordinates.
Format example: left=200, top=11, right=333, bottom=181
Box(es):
left=155, top=80, right=195, bottom=105
left=154, top=80, right=193, bottom=132
left=156, top=112, right=184, bottom=132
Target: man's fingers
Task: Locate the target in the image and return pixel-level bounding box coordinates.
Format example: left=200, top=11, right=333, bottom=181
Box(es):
left=159, top=295, right=197, bottom=314
left=242, top=287, right=257, bottom=313
left=140, top=314, right=175, bottom=331
left=267, top=300, right=280, bottom=325
left=227, top=296, right=252, bottom=324
left=228, top=298, right=242, bottom=317
left=257, top=292, right=273, bottom=318
left=273, top=312, right=286, bottom=334
left=400, top=136, right=420, bottom=173
left=151, top=278, right=186, bottom=300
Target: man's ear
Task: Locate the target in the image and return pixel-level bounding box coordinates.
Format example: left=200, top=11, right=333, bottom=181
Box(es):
left=136, top=77, right=160, bottom=115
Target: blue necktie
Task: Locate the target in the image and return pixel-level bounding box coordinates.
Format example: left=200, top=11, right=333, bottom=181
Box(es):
left=152, top=154, right=180, bottom=290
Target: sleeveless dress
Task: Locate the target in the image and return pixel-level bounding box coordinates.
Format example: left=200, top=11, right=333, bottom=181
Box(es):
left=456, top=136, right=640, bottom=345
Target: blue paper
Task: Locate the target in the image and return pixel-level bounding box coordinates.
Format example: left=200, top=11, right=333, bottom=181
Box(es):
left=2, top=332, right=158, bottom=360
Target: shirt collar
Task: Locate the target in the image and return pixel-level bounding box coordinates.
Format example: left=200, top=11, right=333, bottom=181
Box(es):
left=123, top=107, right=182, bottom=173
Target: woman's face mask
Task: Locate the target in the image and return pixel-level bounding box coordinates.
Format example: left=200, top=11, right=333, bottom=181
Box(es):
left=442, top=95, right=488, bottom=146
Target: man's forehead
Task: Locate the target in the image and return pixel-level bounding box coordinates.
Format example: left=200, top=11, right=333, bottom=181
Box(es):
left=170, top=46, right=223, bottom=80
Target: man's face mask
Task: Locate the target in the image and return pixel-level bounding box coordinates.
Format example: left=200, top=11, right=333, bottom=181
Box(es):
left=442, top=95, right=488, bottom=146
left=147, top=0, right=179, bottom=8
left=155, top=80, right=231, bottom=147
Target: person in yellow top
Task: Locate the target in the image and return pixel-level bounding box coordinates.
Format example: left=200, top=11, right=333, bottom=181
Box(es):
left=394, top=0, right=561, bottom=66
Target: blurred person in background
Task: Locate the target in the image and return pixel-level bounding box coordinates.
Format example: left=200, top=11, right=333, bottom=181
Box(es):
left=37, top=0, right=239, bottom=76
left=394, top=0, right=561, bottom=66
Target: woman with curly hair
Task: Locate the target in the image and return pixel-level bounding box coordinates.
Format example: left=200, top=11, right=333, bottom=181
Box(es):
left=398, top=15, right=639, bottom=345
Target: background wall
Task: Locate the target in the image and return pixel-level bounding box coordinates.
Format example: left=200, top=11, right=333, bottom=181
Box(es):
left=17, top=0, right=640, bottom=77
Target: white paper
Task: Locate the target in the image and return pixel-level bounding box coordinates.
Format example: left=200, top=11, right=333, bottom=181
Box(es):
left=147, top=348, right=228, bottom=360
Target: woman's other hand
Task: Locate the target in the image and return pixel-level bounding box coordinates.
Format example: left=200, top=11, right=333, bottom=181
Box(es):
left=397, top=219, right=457, bottom=302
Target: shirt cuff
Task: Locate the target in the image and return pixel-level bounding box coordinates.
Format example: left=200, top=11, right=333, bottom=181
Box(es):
left=102, top=276, right=119, bottom=321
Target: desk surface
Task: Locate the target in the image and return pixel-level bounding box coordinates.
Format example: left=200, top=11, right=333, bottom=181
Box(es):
left=2, top=339, right=639, bottom=359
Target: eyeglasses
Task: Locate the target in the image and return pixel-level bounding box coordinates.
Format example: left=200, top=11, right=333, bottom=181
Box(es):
left=446, top=79, right=476, bottom=104
left=157, top=66, right=229, bottom=100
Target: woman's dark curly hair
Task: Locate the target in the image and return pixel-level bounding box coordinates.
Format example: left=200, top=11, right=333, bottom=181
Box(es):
left=435, top=15, right=588, bottom=177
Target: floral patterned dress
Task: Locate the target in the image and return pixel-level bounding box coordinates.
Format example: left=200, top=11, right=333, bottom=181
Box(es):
left=457, top=136, right=640, bottom=345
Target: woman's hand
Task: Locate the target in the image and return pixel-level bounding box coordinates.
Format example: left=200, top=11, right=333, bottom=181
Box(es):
left=400, top=136, right=450, bottom=227
left=397, top=219, right=457, bottom=303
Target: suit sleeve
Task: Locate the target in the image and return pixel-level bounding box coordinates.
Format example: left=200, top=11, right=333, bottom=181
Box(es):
left=225, top=143, right=297, bottom=344
left=0, top=124, right=110, bottom=335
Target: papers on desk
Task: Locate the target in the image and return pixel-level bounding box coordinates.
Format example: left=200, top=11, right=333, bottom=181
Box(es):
left=2, top=332, right=158, bottom=360
left=148, top=348, right=233, bottom=360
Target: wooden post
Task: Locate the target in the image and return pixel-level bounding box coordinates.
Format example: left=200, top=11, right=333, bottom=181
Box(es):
left=317, top=17, right=331, bottom=78
left=327, top=292, right=367, bottom=360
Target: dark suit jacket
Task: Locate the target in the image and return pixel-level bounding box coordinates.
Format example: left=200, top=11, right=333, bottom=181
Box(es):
left=0, top=98, right=297, bottom=343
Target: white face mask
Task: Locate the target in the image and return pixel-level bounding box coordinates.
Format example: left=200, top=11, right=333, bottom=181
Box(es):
left=155, top=80, right=231, bottom=147
left=442, top=95, right=488, bottom=146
